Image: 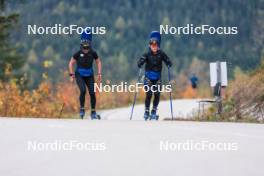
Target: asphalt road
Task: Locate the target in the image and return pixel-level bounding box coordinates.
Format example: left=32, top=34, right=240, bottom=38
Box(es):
left=0, top=100, right=263, bottom=176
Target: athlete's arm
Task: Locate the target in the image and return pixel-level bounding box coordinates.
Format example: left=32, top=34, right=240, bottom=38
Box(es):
left=69, top=57, right=76, bottom=81
left=95, top=58, right=102, bottom=82
left=138, top=54, right=147, bottom=68
left=162, top=52, right=172, bottom=67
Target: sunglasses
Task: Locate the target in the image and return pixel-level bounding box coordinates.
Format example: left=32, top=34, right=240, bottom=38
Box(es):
left=82, top=46, right=90, bottom=50
left=149, top=39, right=158, bottom=45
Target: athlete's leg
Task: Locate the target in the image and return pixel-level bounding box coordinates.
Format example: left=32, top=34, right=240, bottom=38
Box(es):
left=144, top=77, right=153, bottom=110
left=75, top=73, right=86, bottom=108
left=153, top=79, right=161, bottom=109
left=84, top=76, right=96, bottom=111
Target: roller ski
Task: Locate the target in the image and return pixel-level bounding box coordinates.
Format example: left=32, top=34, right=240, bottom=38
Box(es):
left=150, top=109, right=159, bottom=120
left=144, top=109, right=150, bottom=120
left=80, top=107, right=85, bottom=119
left=91, top=111, right=101, bottom=120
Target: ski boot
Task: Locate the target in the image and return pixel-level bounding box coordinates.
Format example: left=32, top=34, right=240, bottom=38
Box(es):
left=150, top=108, right=159, bottom=120
left=80, top=107, right=85, bottom=119
left=144, top=109, right=150, bottom=121
left=91, top=111, right=101, bottom=120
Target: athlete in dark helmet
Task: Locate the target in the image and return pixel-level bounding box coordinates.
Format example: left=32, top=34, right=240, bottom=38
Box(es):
left=138, top=31, right=172, bottom=120
left=68, top=31, right=102, bottom=119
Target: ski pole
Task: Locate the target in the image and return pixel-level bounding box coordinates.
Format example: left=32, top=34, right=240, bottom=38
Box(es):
left=59, top=102, right=65, bottom=118
left=130, top=68, right=142, bottom=120
left=168, top=66, right=174, bottom=120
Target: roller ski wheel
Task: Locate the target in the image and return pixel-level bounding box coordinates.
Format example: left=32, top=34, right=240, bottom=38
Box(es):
left=80, top=108, right=85, bottom=119
left=91, top=112, right=101, bottom=120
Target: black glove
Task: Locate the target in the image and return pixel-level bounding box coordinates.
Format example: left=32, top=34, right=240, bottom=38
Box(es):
left=137, top=58, right=145, bottom=68
left=167, top=61, right=172, bottom=68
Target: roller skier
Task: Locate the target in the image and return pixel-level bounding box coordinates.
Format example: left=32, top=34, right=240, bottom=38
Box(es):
left=68, top=30, right=102, bottom=119
left=137, top=31, right=172, bottom=120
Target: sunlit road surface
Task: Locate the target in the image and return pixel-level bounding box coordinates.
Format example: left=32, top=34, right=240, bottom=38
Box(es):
left=100, top=99, right=202, bottom=120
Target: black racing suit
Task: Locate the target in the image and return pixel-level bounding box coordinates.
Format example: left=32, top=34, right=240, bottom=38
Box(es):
left=73, top=49, right=98, bottom=110
left=138, top=50, right=172, bottom=110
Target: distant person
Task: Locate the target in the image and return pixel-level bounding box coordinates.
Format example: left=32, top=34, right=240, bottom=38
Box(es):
left=137, top=31, right=172, bottom=120
left=190, top=73, right=198, bottom=89
left=68, top=30, right=102, bottom=119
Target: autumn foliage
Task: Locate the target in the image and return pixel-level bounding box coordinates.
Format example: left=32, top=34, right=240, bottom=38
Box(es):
left=224, top=64, right=264, bottom=121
